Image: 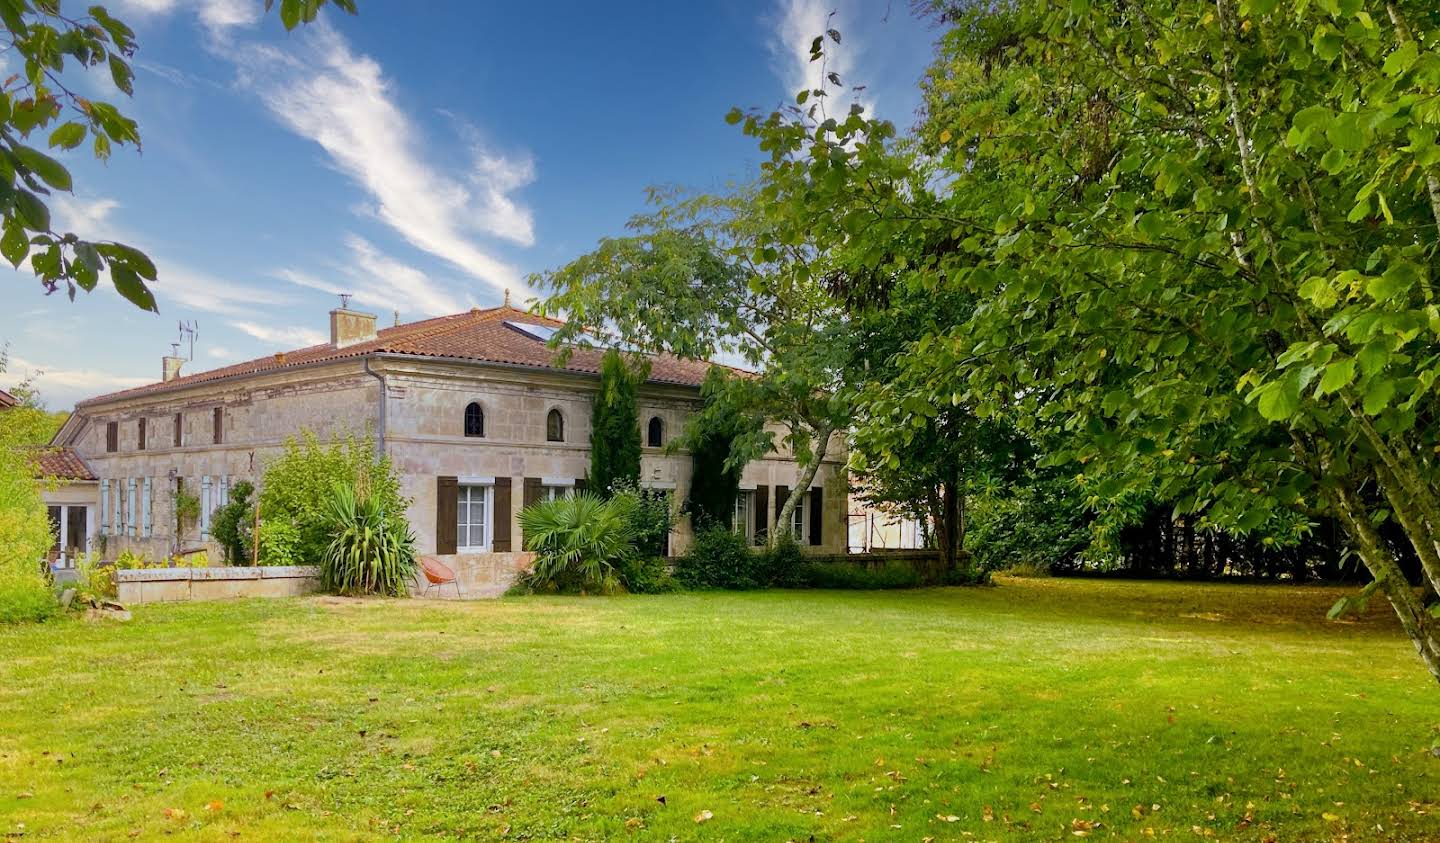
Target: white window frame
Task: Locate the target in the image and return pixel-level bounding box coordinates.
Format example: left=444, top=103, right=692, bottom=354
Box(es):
left=457, top=476, right=495, bottom=553
left=733, top=490, right=754, bottom=543
left=540, top=476, right=574, bottom=502
left=789, top=494, right=805, bottom=541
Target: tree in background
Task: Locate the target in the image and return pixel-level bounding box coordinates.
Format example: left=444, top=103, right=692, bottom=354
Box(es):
left=535, top=192, right=852, bottom=547
left=0, top=0, right=354, bottom=311
left=588, top=349, right=644, bottom=496
left=682, top=369, right=755, bottom=530
left=0, top=349, right=55, bottom=622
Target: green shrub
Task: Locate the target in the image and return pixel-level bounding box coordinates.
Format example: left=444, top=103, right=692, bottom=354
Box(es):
left=210, top=480, right=255, bottom=564
left=674, top=526, right=764, bottom=589
left=320, top=484, right=416, bottom=596
left=611, top=479, right=672, bottom=558
left=795, top=560, right=924, bottom=590
left=258, top=518, right=304, bottom=567
left=760, top=534, right=808, bottom=588
left=259, top=431, right=406, bottom=565
left=614, top=554, right=679, bottom=594
left=517, top=493, right=637, bottom=593
left=0, top=440, right=56, bottom=624
left=67, top=553, right=114, bottom=604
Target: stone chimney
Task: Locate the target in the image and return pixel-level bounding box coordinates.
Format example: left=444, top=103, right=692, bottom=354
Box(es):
left=330, top=306, right=378, bottom=348
left=162, top=355, right=185, bottom=382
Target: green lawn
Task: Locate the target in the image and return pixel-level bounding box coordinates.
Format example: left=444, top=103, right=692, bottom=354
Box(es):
left=1, top=579, right=1437, bottom=841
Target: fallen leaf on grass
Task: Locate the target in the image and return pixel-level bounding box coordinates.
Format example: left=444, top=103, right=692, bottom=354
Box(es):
left=694, top=810, right=713, bottom=823
left=625, top=817, right=643, bottom=830
left=982, top=805, right=994, bottom=822
left=937, top=814, right=960, bottom=822
left=162, top=808, right=187, bottom=821
left=205, top=800, right=224, bottom=812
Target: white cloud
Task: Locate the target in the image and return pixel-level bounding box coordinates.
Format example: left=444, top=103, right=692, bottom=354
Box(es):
left=206, top=345, right=234, bottom=359
left=229, top=321, right=327, bottom=348
left=223, top=24, right=533, bottom=298
left=2, top=354, right=150, bottom=403
left=771, top=0, right=875, bottom=119
left=115, top=0, right=259, bottom=32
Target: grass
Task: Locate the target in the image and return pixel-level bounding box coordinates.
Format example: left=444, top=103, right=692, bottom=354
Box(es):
left=1, top=578, right=1437, bottom=841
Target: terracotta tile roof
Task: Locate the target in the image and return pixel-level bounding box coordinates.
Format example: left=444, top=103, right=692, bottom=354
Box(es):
left=0, top=388, right=16, bottom=408
left=31, top=446, right=96, bottom=481
left=79, top=305, right=733, bottom=406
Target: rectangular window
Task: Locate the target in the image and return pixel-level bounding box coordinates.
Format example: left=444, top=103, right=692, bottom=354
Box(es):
left=106, top=421, right=118, bottom=452
left=733, top=490, right=755, bottom=544
left=789, top=497, right=805, bottom=541
left=457, top=484, right=491, bottom=551
left=137, top=418, right=147, bottom=451
left=174, top=412, right=183, bottom=447
left=213, top=407, right=223, bottom=444
left=542, top=484, right=572, bottom=502
left=125, top=478, right=137, bottom=537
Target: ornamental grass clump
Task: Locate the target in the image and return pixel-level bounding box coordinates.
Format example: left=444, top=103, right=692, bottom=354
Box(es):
left=320, top=484, right=416, bottom=596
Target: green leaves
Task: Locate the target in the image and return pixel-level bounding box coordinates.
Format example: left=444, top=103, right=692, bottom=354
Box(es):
left=14, top=144, right=72, bottom=191
left=1317, top=358, right=1356, bottom=396
left=1365, top=262, right=1421, bottom=301
left=47, top=122, right=86, bottom=151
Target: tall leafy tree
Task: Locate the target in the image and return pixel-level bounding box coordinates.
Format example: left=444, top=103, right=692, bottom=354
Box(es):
left=1, top=0, right=354, bottom=310
left=705, top=1, right=1440, bottom=683
left=776, top=0, right=1440, bottom=681
left=682, top=369, right=753, bottom=529
left=589, top=349, right=644, bottom=495
left=535, top=193, right=851, bottom=546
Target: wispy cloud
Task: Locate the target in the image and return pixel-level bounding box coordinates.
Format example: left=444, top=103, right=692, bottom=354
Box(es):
left=229, top=321, right=327, bottom=348
left=770, top=0, right=875, bottom=119
left=275, top=234, right=470, bottom=319
left=2, top=353, right=150, bottom=399
left=220, top=23, right=533, bottom=298
left=49, top=195, right=293, bottom=318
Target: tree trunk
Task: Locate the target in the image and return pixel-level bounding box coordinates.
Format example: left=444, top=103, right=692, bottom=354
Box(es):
left=1333, top=485, right=1440, bottom=685
left=771, top=422, right=833, bottom=549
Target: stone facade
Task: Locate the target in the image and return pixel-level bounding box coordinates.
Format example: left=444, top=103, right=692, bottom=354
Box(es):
left=53, top=310, right=851, bottom=587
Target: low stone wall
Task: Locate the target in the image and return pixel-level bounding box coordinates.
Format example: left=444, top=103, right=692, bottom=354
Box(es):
left=419, top=552, right=535, bottom=599
left=808, top=549, right=942, bottom=569
left=116, top=566, right=320, bottom=605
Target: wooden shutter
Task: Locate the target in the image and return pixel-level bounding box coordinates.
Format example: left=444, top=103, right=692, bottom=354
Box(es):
left=174, top=413, right=182, bottom=447
left=809, top=487, right=823, bottom=546
left=523, top=477, right=543, bottom=510
left=436, top=476, right=458, bottom=555
left=754, top=485, right=769, bottom=544
left=138, top=418, right=146, bottom=451
left=493, top=477, right=512, bottom=552
left=775, top=485, right=790, bottom=538
left=213, top=407, right=223, bottom=444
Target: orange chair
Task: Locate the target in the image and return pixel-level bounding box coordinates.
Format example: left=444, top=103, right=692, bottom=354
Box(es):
left=419, top=556, right=462, bottom=597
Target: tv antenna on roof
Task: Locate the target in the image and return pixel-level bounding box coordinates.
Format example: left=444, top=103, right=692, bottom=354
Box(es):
left=338, top=292, right=353, bottom=310
left=176, top=320, right=198, bottom=361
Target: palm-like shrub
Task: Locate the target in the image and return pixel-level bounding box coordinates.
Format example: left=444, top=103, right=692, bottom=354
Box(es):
left=320, top=484, right=416, bottom=596
left=518, top=493, right=638, bottom=593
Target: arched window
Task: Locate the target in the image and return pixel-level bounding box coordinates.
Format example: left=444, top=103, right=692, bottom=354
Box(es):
left=464, top=402, right=484, bottom=438
left=647, top=416, right=663, bottom=447
left=546, top=408, right=565, bottom=442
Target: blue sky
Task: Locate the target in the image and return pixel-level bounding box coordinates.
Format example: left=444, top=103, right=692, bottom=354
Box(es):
left=1, top=1, right=936, bottom=409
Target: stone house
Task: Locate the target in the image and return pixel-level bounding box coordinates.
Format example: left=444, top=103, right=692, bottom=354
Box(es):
left=48, top=304, right=849, bottom=592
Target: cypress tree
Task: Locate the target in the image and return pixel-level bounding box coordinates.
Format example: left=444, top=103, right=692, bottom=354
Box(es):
left=589, top=349, right=643, bottom=495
